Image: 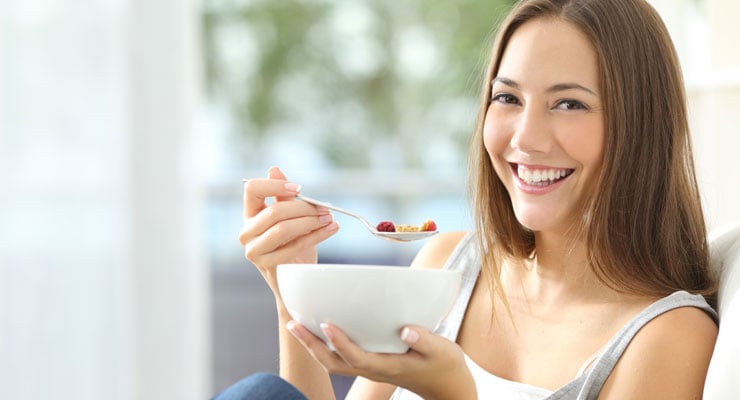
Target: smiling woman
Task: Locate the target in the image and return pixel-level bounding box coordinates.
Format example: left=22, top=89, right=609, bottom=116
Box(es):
left=473, top=0, right=715, bottom=303
left=220, top=1, right=721, bottom=400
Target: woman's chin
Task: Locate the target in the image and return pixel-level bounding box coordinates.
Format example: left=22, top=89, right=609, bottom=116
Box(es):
left=513, top=210, right=562, bottom=233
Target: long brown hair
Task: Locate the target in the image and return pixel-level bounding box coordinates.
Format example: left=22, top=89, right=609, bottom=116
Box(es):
left=470, top=0, right=717, bottom=306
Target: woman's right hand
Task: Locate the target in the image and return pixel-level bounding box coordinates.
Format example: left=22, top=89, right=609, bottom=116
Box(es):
left=238, top=166, right=339, bottom=297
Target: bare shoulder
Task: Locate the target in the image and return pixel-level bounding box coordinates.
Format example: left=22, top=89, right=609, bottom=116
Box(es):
left=410, top=231, right=469, bottom=270
left=600, top=305, right=718, bottom=399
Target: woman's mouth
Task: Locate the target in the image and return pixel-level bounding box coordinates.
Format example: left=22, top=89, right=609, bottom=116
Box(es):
left=512, top=163, right=574, bottom=187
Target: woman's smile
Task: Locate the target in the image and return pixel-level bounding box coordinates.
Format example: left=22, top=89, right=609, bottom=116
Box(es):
left=511, top=163, right=574, bottom=191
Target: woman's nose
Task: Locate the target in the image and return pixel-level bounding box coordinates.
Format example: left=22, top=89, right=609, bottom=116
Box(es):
left=510, top=107, right=552, bottom=153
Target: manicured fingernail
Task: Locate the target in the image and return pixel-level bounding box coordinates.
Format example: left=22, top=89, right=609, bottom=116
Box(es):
left=401, top=327, right=419, bottom=345
left=320, top=323, right=334, bottom=340
left=285, top=182, right=301, bottom=192
left=286, top=321, right=302, bottom=340
left=319, top=214, right=333, bottom=224
left=325, top=222, right=339, bottom=232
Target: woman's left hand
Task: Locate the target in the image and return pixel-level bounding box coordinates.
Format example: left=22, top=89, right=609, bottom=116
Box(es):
left=286, top=321, right=477, bottom=400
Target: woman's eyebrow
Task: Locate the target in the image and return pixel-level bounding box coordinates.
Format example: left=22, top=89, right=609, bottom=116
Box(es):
left=491, top=77, right=598, bottom=96
left=491, top=76, right=519, bottom=89
left=547, top=82, right=598, bottom=96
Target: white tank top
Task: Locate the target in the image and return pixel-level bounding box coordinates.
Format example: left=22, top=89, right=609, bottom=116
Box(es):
left=464, top=354, right=553, bottom=399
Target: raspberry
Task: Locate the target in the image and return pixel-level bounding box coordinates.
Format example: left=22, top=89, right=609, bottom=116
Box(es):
left=376, top=221, right=396, bottom=232
left=420, top=219, right=437, bottom=232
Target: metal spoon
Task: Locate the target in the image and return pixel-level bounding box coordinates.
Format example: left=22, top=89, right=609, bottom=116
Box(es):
left=295, top=195, right=438, bottom=243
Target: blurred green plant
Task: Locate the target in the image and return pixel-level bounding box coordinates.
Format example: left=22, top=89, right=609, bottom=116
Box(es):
left=202, top=0, right=515, bottom=169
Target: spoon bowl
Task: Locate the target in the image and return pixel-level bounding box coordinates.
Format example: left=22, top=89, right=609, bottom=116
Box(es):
left=295, top=195, right=438, bottom=242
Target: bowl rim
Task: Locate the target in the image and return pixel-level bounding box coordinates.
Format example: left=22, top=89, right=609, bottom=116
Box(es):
left=277, top=263, right=461, bottom=274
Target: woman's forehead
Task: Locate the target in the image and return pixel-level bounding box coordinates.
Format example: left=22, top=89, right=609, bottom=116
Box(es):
left=496, top=18, right=600, bottom=93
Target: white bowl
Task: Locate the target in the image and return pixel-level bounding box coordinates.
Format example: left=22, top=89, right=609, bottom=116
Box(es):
left=277, top=264, right=461, bottom=353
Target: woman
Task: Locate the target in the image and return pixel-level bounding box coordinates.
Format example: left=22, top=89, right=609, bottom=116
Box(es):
left=226, top=0, right=718, bottom=398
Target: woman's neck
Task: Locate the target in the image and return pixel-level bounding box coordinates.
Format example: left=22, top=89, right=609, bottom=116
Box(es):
left=503, top=231, right=618, bottom=307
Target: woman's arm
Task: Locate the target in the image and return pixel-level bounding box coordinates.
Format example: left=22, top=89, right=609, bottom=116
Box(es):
left=239, top=167, right=340, bottom=399
left=598, top=306, right=718, bottom=399
left=277, top=305, right=336, bottom=399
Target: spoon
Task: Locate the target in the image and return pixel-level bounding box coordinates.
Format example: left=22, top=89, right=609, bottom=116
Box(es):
left=295, top=195, right=438, bottom=243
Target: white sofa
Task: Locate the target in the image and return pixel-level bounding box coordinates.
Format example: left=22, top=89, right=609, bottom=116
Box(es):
left=704, top=220, right=740, bottom=398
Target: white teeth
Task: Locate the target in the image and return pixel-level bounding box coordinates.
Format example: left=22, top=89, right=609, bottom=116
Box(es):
left=516, top=165, right=572, bottom=185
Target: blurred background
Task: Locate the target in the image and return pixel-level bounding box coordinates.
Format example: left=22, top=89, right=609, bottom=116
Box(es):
left=0, top=0, right=738, bottom=399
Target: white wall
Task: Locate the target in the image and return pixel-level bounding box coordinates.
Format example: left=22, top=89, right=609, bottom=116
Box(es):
left=693, top=0, right=740, bottom=231
left=0, top=1, right=210, bottom=399
left=651, top=0, right=740, bottom=232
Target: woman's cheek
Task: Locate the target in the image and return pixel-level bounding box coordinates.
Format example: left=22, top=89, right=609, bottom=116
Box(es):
left=483, top=112, right=510, bottom=161
left=482, top=111, right=497, bottom=155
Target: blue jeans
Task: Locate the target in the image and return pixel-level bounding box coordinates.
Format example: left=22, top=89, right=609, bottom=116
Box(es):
left=213, top=372, right=308, bottom=400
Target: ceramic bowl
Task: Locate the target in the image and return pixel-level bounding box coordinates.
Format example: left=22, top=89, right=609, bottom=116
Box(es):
left=277, top=263, right=461, bottom=353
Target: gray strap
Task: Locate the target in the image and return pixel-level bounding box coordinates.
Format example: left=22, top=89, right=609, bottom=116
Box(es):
left=434, top=232, right=481, bottom=341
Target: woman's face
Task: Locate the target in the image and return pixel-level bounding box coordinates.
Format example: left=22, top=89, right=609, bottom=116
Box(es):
left=484, top=17, right=604, bottom=234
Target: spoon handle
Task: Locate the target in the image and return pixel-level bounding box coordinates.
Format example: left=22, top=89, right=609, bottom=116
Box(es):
left=295, top=195, right=377, bottom=232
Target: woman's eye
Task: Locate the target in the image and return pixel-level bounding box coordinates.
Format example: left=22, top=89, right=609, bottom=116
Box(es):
left=492, top=93, right=519, bottom=105
left=555, top=99, right=588, bottom=111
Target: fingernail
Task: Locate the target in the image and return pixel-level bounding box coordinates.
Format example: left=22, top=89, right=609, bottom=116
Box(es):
left=325, top=222, right=339, bottom=232
left=319, top=214, right=333, bottom=224
left=285, top=182, right=301, bottom=192
left=320, top=323, right=334, bottom=340
left=286, top=321, right=302, bottom=340
left=401, top=327, right=419, bottom=345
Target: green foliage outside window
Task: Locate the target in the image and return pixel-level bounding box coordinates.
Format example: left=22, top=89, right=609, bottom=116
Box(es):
left=202, top=0, right=516, bottom=169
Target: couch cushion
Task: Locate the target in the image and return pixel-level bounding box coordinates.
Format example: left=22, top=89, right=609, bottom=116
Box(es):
left=704, top=221, right=740, bottom=398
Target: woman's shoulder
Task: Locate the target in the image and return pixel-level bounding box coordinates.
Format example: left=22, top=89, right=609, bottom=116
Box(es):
left=410, top=231, right=471, bottom=270
left=599, top=299, right=718, bottom=398
left=629, top=303, right=718, bottom=360
left=629, top=301, right=718, bottom=360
